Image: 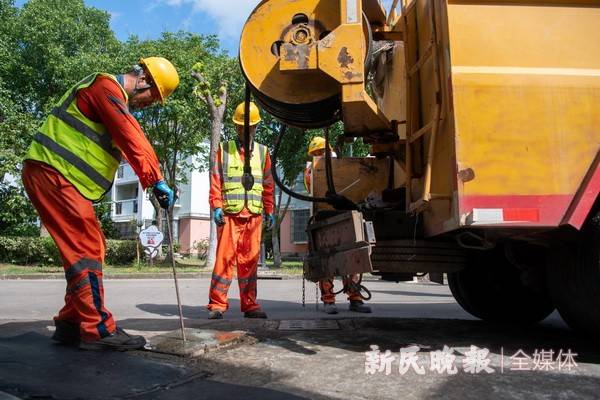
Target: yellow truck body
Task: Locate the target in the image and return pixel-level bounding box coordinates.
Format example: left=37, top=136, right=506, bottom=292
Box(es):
left=402, top=0, right=600, bottom=236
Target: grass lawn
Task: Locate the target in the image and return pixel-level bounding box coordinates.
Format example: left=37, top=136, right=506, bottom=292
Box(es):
left=0, top=260, right=304, bottom=276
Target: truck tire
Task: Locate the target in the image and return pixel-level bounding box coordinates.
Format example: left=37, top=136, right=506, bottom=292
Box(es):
left=448, top=245, right=554, bottom=324
left=547, top=213, right=600, bottom=336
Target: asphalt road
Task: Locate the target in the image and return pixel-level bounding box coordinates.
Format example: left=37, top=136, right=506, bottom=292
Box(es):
left=1, top=278, right=597, bottom=400
left=0, top=277, right=480, bottom=322
left=0, top=277, right=568, bottom=324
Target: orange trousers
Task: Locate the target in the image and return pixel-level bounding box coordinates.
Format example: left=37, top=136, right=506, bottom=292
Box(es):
left=207, top=213, right=262, bottom=313
left=319, top=275, right=363, bottom=304
left=22, top=161, right=116, bottom=341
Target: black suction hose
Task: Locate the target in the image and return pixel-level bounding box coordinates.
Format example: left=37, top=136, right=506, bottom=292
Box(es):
left=271, top=124, right=358, bottom=210
left=241, top=84, right=254, bottom=191
left=271, top=124, right=329, bottom=204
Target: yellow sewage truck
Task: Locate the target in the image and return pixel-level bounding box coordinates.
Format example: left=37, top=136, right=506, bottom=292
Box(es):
left=239, top=0, right=600, bottom=335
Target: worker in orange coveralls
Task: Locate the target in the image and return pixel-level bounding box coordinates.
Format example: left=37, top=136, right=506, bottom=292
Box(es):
left=21, top=57, right=179, bottom=350
left=207, top=102, right=274, bottom=319
left=305, top=137, right=372, bottom=315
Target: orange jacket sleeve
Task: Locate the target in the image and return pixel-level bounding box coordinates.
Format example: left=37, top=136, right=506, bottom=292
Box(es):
left=76, top=76, right=163, bottom=189
left=262, top=150, right=275, bottom=215
left=209, top=146, right=223, bottom=210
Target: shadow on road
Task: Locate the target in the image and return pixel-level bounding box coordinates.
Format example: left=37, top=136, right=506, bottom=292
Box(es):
left=0, top=332, right=325, bottom=400
left=2, top=312, right=600, bottom=400
left=369, top=289, right=453, bottom=297
left=423, top=369, right=600, bottom=400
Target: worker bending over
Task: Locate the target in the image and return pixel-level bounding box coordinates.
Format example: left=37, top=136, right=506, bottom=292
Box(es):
left=22, top=57, right=179, bottom=350
left=305, top=136, right=372, bottom=314
left=207, top=102, right=274, bottom=319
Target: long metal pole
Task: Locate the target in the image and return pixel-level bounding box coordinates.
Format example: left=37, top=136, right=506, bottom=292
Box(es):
left=165, top=208, right=186, bottom=342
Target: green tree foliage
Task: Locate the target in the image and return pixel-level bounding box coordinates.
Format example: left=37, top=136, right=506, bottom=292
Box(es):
left=94, top=200, right=120, bottom=240
left=0, top=186, right=39, bottom=236
left=119, top=33, right=232, bottom=253
left=121, top=32, right=221, bottom=185
left=0, top=0, right=369, bottom=246
left=0, top=0, right=122, bottom=237
left=10, top=0, right=121, bottom=111
left=0, top=87, right=37, bottom=182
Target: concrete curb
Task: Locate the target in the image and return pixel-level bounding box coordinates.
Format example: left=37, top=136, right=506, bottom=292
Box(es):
left=0, top=272, right=385, bottom=281
left=0, top=272, right=299, bottom=280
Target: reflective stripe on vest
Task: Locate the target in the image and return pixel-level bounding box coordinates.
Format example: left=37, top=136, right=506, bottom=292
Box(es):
left=25, top=73, right=125, bottom=201
left=221, top=140, right=266, bottom=215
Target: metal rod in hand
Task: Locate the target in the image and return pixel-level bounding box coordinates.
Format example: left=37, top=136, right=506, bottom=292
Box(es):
left=165, top=208, right=186, bottom=342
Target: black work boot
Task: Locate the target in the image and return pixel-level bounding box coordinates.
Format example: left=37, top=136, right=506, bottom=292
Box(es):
left=208, top=310, right=223, bottom=320
left=349, top=300, right=372, bottom=313
left=79, top=327, right=146, bottom=351
left=51, top=320, right=80, bottom=344
left=244, top=310, right=267, bottom=319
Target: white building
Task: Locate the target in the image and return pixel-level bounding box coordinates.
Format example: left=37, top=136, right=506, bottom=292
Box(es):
left=109, top=155, right=211, bottom=254
left=109, top=155, right=311, bottom=258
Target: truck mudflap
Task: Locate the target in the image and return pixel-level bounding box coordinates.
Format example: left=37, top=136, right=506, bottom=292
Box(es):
left=561, top=151, right=600, bottom=230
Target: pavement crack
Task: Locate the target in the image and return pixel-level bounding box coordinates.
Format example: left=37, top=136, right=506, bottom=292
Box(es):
left=118, top=371, right=213, bottom=399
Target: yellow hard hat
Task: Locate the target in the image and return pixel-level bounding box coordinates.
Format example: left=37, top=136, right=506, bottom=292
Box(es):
left=232, top=102, right=261, bottom=126
left=139, top=57, right=180, bottom=103
left=308, top=136, right=329, bottom=156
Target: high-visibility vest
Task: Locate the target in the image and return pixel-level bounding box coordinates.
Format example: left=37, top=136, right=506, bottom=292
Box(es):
left=25, top=73, right=126, bottom=201
left=221, top=140, right=267, bottom=215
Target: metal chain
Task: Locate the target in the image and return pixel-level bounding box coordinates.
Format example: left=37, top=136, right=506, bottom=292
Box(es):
left=302, top=276, right=306, bottom=308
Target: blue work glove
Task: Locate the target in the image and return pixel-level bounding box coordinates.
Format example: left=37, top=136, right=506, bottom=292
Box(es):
left=152, top=180, right=174, bottom=209
left=213, top=208, right=225, bottom=226
left=266, top=214, right=275, bottom=231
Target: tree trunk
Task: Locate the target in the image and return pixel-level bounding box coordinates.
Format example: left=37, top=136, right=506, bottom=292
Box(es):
left=164, top=205, right=175, bottom=264
left=150, top=199, right=164, bottom=258
left=206, top=116, right=224, bottom=269
left=190, top=72, right=227, bottom=270
left=272, top=191, right=291, bottom=268
left=206, top=216, right=218, bottom=268
left=272, top=227, right=281, bottom=268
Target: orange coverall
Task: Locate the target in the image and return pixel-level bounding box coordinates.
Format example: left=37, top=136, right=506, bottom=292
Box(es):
left=304, top=161, right=362, bottom=304
left=207, top=144, right=274, bottom=313
left=22, top=76, right=163, bottom=341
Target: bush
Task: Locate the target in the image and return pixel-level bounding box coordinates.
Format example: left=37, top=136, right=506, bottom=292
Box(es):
left=0, top=185, right=40, bottom=237
left=0, top=236, right=60, bottom=265
left=0, top=236, right=137, bottom=266
left=192, top=239, right=209, bottom=259
left=105, top=239, right=137, bottom=265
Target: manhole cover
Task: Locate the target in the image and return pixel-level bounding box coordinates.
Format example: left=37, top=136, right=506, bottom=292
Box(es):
left=278, top=320, right=340, bottom=331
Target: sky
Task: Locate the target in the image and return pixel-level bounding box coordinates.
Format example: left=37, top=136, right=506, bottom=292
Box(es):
left=15, top=0, right=396, bottom=55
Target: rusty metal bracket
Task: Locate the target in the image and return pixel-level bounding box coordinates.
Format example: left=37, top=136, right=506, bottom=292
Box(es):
left=303, top=211, right=375, bottom=282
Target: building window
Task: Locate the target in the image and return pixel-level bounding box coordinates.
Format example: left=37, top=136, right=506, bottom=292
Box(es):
left=117, top=165, right=124, bottom=179
left=116, top=221, right=138, bottom=239
left=133, top=200, right=138, bottom=213
left=115, top=202, right=122, bottom=215
left=291, top=209, right=309, bottom=243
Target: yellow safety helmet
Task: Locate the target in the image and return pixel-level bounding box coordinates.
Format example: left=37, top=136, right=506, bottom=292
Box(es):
left=232, top=102, right=261, bottom=126
left=139, top=57, right=180, bottom=104
left=308, top=136, right=330, bottom=156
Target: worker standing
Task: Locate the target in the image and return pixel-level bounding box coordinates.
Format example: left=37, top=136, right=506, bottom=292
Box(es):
left=305, top=137, right=372, bottom=314
left=21, top=57, right=180, bottom=350
left=207, top=102, right=274, bottom=319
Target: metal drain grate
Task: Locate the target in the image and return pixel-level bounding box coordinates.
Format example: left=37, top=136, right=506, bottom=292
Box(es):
left=278, top=320, right=341, bottom=331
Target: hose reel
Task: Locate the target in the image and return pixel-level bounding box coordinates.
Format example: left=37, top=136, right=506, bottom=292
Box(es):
left=240, top=0, right=375, bottom=130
